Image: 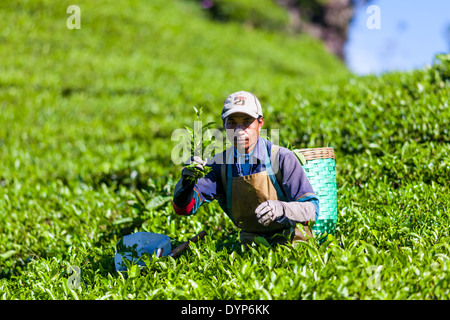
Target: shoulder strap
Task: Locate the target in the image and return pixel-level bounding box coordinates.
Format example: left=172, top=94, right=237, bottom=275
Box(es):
left=221, top=162, right=226, bottom=195
left=220, top=147, right=233, bottom=196
left=270, top=144, right=288, bottom=201
left=270, top=144, right=284, bottom=189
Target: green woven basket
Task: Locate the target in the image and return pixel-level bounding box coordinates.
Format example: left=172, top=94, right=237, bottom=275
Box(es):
left=294, top=147, right=337, bottom=237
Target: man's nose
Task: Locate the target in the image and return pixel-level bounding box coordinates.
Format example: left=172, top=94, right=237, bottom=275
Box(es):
left=235, top=124, right=248, bottom=131
left=234, top=127, right=246, bottom=135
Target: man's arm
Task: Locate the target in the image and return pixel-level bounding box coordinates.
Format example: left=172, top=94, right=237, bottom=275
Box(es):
left=173, top=157, right=222, bottom=216
left=172, top=178, right=200, bottom=216
left=256, top=146, right=319, bottom=227
left=256, top=200, right=316, bottom=227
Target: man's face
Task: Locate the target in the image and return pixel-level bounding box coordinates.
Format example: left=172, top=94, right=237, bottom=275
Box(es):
left=223, top=112, right=264, bottom=153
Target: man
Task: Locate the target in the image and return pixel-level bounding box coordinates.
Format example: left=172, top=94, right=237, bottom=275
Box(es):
left=173, top=91, right=319, bottom=246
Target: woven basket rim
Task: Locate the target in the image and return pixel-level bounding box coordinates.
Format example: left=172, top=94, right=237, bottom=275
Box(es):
left=295, top=147, right=335, bottom=161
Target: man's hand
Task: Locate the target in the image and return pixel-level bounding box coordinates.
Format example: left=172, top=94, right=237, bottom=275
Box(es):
left=255, top=200, right=285, bottom=227
left=255, top=200, right=316, bottom=227
left=182, top=156, right=207, bottom=180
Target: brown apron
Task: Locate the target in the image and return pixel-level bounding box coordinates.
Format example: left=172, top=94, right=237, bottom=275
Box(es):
left=223, top=146, right=313, bottom=247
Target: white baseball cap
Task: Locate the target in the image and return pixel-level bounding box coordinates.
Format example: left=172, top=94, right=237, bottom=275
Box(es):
left=221, top=91, right=263, bottom=120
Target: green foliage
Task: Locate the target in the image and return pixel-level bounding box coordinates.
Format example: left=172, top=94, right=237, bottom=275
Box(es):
left=196, top=0, right=290, bottom=31
left=293, top=0, right=329, bottom=21
left=183, top=106, right=221, bottom=183
left=433, top=53, right=450, bottom=81
left=0, top=0, right=449, bottom=300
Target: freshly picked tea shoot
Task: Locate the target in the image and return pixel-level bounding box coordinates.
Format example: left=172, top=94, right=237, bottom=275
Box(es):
left=285, top=142, right=306, bottom=165
left=184, top=106, right=223, bottom=183
left=293, top=150, right=306, bottom=166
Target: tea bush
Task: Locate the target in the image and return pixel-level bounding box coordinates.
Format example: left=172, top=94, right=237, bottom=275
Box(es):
left=0, top=0, right=449, bottom=300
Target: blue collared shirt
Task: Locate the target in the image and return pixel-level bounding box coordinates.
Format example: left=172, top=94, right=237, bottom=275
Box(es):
left=234, top=146, right=254, bottom=176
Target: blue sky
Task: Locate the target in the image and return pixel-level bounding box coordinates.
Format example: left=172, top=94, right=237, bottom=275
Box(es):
left=344, top=0, right=450, bottom=75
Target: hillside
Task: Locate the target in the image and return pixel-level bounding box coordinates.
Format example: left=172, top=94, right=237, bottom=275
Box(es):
left=0, top=0, right=449, bottom=300
left=0, top=0, right=349, bottom=184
